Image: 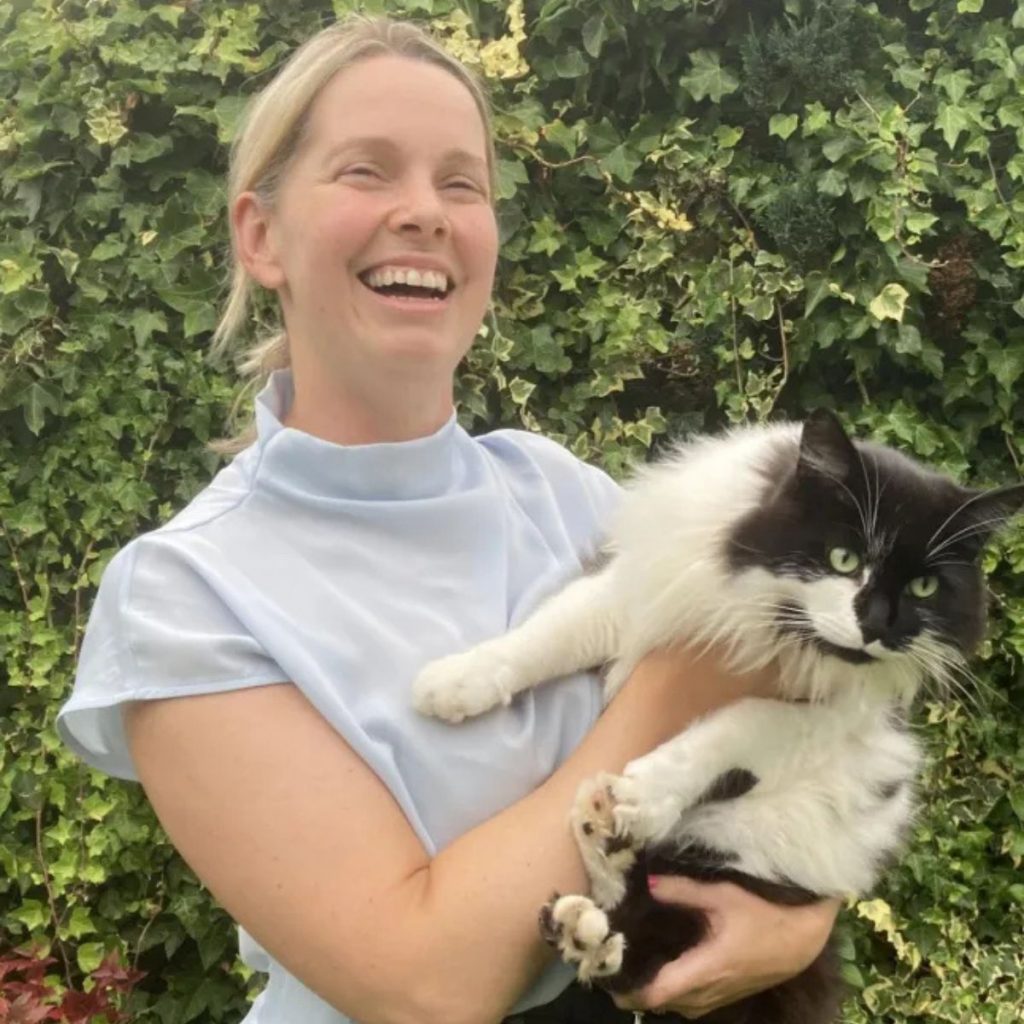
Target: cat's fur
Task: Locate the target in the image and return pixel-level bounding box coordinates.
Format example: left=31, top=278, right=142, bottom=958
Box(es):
left=412, top=410, right=1024, bottom=1024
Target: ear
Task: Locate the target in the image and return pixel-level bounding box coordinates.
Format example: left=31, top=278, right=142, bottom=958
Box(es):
left=798, top=409, right=859, bottom=484
left=232, top=191, right=286, bottom=290
left=960, top=482, right=1024, bottom=543
left=932, top=482, right=1024, bottom=559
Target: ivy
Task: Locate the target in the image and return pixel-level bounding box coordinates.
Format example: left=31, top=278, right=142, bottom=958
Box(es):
left=1, top=0, right=1023, bottom=1021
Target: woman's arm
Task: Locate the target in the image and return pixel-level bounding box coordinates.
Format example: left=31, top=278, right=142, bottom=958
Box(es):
left=125, top=648, right=767, bottom=1024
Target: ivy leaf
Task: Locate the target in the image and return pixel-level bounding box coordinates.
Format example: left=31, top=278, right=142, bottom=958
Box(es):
left=64, top=905, right=96, bottom=940
left=678, top=51, right=739, bottom=103
left=582, top=15, right=607, bottom=59
left=131, top=309, right=168, bottom=346
left=76, top=943, right=106, bottom=975
left=986, top=347, right=1024, bottom=392
left=935, top=102, right=972, bottom=149
left=543, top=119, right=579, bottom=157
left=553, top=49, right=588, bottom=78
left=495, top=158, right=528, bottom=201
left=508, top=377, right=535, bottom=405
left=600, top=144, right=642, bottom=183
left=869, top=283, right=910, bottom=322
left=23, top=381, right=62, bottom=436
left=818, top=169, right=847, bottom=196
left=956, top=0, right=983, bottom=11
left=768, top=113, right=799, bottom=140
left=935, top=68, right=972, bottom=105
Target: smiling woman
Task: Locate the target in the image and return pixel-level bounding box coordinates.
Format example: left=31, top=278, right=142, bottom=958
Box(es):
left=228, top=51, right=499, bottom=446
left=55, top=14, right=839, bottom=1024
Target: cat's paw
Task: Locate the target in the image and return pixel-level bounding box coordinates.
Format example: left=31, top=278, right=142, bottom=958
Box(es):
left=611, top=768, right=687, bottom=845
left=539, top=894, right=625, bottom=984
left=570, top=774, right=637, bottom=908
left=572, top=774, right=633, bottom=850
left=412, top=647, right=519, bottom=723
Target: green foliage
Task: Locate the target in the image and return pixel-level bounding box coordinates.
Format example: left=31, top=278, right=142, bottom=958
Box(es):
left=739, top=0, right=876, bottom=113
left=1, top=0, right=1022, bottom=1021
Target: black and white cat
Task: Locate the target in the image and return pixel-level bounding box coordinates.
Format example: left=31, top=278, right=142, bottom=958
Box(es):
left=412, top=410, right=1024, bottom=1024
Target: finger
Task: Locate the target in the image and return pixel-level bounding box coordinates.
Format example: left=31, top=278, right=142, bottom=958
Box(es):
left=610, top=993, right=640, bottom=1012
left=647, top=874, right=741, bottom=909
left=643, top=945, right=723, bottom=997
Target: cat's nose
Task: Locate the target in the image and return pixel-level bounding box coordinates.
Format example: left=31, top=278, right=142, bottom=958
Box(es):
left=858, top=592, right=894, bottom=646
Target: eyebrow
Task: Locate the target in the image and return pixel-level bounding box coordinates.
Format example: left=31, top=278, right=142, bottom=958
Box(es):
left=321, top=136, right=488, bottom=175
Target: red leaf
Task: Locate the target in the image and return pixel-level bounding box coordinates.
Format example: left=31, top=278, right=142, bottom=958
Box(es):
left=90, top=953, right=146, bottom=993
left=59, top=988, right=114, bottom=1024
left=5, top=992, right=61, bottom=1024
left=0, top=953, right=58, bottom=985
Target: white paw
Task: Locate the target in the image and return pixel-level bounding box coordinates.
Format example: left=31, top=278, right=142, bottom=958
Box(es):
left=412, top=647, right=520, bottom=723
left=570, top=774, right=636, bottom=908
left=611, top=768, right=687, bottom=844
left=539, top=894, right=625, bottom=983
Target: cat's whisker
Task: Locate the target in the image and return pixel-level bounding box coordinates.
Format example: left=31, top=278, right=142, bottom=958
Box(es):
left=906, top=639, right=993, bottom=718
left=928, top=515, right=1011, bottom=559
left=927, top=491, right=993, bottom=550
left=924, top=649, right=1002, bottom=710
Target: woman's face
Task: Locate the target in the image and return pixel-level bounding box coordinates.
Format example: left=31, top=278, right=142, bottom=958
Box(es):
left=257, top=55, right=499, bottom=386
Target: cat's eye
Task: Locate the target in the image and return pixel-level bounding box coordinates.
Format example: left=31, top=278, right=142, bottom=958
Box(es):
left=908, top=575, right=939, bottom=599
left=828, top=547, right=861, bottom=575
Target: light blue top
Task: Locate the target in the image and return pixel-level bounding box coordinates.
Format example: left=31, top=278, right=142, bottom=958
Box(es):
left=57, top=370, right=621, bottom=1023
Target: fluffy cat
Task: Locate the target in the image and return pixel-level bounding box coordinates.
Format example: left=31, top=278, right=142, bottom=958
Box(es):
left=412, top=409, right=1024, bottom=1024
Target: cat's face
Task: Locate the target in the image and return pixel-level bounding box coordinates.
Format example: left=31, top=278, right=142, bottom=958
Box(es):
left=726, top=410, right=1024, bottom=688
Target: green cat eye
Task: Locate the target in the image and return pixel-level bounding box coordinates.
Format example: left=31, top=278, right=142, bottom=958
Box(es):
left=908, top=575, right=939, bottom=599
left=828, top=547, right=861, bottom=575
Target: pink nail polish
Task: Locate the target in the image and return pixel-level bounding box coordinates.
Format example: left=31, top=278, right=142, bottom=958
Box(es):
left=647, top=874, right=660, bottom=891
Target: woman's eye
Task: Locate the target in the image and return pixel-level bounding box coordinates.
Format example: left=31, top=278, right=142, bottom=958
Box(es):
left=340, top=166, right=379, bottom=179
left=828, top=547, right=861, bottom=575
left=907, top=575, right=939, bottom=599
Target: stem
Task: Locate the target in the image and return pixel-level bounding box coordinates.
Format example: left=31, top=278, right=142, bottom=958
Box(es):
left=35, top=806, right=74, bottom=986
left=776, top=301, right=790, bottom=390
left=0, top=515, right=31, bottom=612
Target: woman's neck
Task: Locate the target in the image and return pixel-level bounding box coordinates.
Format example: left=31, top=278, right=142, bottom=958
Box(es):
left=282, top=362, right=456, bottom=446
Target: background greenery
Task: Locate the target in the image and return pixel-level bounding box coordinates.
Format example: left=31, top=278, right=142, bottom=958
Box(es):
left=1, top=0, right=1022, bottom=1020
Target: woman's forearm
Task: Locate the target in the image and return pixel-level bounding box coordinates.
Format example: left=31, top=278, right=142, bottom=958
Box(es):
left=377, top=650, right=767, bottom=1024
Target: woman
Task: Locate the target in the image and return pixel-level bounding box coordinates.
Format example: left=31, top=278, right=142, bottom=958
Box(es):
left=57, top=16, right=837, bottom=1024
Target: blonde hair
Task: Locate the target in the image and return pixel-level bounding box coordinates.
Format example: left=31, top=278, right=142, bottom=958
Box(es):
left=209, top=15, right=497, bottom=452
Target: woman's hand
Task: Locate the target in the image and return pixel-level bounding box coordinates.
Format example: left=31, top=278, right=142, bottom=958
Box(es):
left=611, top=877, right=840, bottom=1019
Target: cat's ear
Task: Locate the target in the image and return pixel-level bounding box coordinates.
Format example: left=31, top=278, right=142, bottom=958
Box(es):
left=935, top=482, right=1024, bottom=557
left=798, top=409, right=859, bottom=484
left=962, top=482, right=1024, bottom=540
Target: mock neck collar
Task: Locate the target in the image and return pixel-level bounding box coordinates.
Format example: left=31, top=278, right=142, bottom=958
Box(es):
left=252, top=370, right=466, bottom=502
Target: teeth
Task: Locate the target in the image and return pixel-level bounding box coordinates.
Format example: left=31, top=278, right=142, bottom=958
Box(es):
left=364, top=266, right=450, bottom=293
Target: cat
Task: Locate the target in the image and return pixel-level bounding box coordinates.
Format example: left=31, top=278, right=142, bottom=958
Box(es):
left=412, top=409, right=1024, bottom=1024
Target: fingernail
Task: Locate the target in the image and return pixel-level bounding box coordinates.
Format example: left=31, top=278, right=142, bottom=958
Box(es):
left=647, top=874, right=660, bottom=891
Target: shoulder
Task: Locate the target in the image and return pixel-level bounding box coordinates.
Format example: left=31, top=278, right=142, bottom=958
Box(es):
left=476, top=427, right=622, bottom=510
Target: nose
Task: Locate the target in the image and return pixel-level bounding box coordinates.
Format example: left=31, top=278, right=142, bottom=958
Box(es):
left=856, top=589, right=895, bottom=646
left=387, top=176, right=449, bottom=239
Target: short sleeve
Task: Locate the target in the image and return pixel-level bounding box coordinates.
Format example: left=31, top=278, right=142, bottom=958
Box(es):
left=57, top=538, right=286, bottom=781
left=481, top=429, right=624, bottom=553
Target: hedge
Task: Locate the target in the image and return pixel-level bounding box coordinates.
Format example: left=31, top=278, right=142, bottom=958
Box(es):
left=1, top=0, right=1022, bottom=1021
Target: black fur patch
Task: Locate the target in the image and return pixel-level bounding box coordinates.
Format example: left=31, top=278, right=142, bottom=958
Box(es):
left=876, top=779, right=903, bottom=801
left=696, top=767, right=759, bottom=805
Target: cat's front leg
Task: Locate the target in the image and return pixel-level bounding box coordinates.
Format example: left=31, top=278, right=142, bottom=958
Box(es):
left=569, top=774, right=640, bottom=908
left=611, top=698, right=771, bottom=844
left=539, top=894, right=625, bottom=984
left=413, top=568, right=620, bottom=723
